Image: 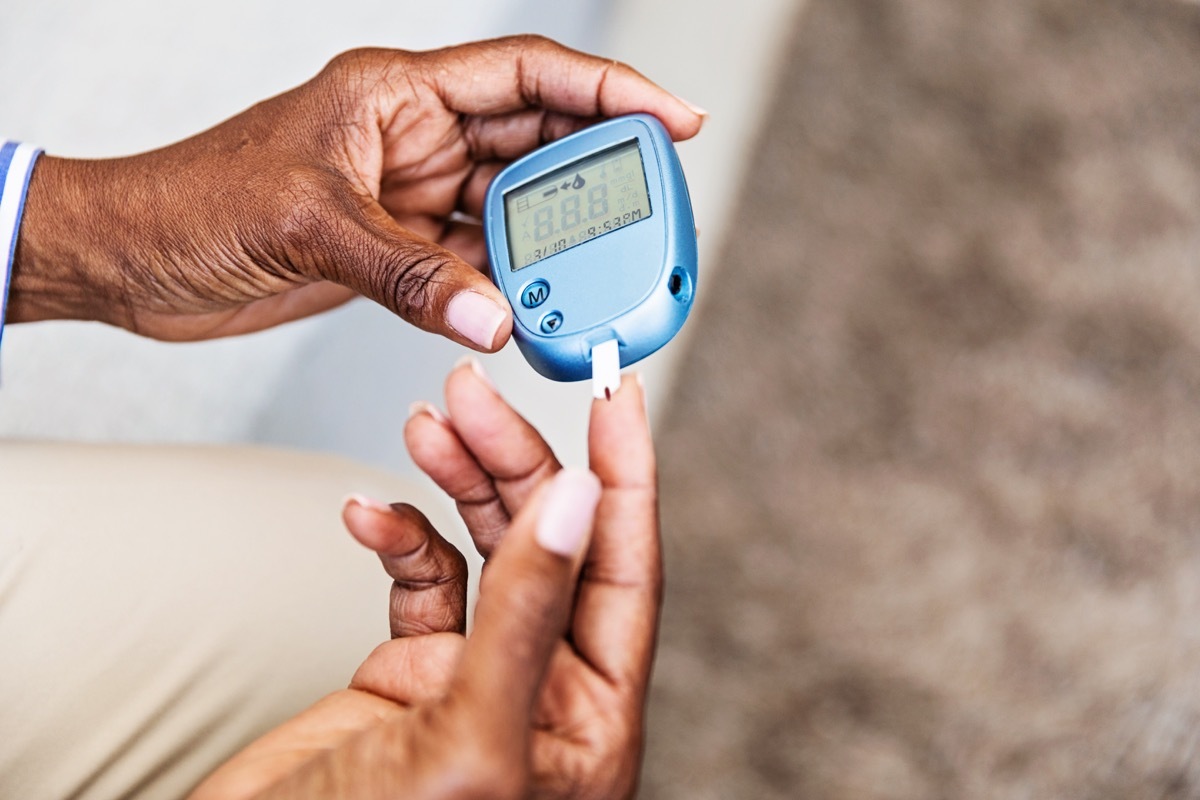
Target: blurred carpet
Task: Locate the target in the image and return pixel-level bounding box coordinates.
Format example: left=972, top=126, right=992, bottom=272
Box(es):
left=644, top=0, right=1200, bottom=798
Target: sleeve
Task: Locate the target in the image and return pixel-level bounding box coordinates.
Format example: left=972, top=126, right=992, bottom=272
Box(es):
left=0, top=140, right=45, bottom=358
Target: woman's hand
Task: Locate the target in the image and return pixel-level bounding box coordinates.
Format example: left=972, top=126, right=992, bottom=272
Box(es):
left=10, top=36, right=703, bottom=346
left=400, top=359, right=662, bottom=799
left=189, top=363, right=660, bottom=799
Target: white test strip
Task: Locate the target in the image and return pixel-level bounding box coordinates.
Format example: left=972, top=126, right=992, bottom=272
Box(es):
left=591, top=338, right=621, bottom=400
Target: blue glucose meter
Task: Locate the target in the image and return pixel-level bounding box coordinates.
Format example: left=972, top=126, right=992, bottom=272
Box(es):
left=484, top=113, right=698, bottom=384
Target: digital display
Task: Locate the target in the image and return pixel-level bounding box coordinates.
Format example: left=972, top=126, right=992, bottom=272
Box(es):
left=504, top=140, right=653, bottom=271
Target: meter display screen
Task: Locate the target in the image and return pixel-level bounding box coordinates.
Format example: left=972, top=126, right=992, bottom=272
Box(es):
left=504, top=140, right=653, bottom=271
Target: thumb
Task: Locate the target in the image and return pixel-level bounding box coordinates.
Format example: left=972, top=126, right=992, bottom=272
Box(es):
left=448, top=468, right=602, bottom=736
left=328, top=201, right=512, bottom=351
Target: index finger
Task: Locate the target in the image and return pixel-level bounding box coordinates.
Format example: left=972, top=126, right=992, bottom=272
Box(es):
left=571, top=373, right=662, bottom=692
left=405, top=359, right=561, bottom=557
left=416, top=35, right=705, bottom=141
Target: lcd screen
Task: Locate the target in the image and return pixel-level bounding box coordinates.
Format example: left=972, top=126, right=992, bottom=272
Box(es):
left=504, top=139, right=653, bottom=271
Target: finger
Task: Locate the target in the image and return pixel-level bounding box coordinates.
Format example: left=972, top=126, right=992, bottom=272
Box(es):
left=449, top=468, right=601, bottom=741
left=406, top=358, right=559, bottom=556
left=322, top=195, right=511, bottom=351
left=416, top=35, right=705, bottom=141
left=406, top=404, right=509, bottom=556
left=461, top=108, right=596, bottom=162
left=572, top=373, right=662, bottom=691
left=458, top=162, right=505, bottom=220
left=443, top=358, right=561, bottom=521
left=343, top=496, right=469, bottom=637
left=438, top=219, right=488, bottom=271
left=350, top=633, right=465, bottom=705
left=405, top=400, right=490, bottom=516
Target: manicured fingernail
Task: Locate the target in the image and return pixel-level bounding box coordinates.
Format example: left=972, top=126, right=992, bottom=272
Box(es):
left=609, top=371, right=638, bottom=397
left=408, top=401, right=449, bottom=425
left=633, top=372, right=647, bottom=405
left=678, top=97, right=708, bottom=117
left=447, top=291, right=508, bottom=350
left=344, top=493, right=392, bottom=513
left=454, top=355, right=498, bottom=393
left=536, top=469, right=602, bottom=558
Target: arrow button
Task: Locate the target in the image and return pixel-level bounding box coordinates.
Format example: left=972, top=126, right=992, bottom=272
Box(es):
left=539, top=310, right=564, bottom=335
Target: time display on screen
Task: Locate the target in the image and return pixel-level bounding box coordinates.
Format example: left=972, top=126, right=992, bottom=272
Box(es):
left=504, top=139, right=653, bottom=271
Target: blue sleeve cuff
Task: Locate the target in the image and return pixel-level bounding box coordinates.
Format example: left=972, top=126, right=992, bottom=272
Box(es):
left=0, top=140, right=45, bottom=359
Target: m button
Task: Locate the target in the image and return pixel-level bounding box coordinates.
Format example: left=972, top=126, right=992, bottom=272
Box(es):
left=520, top=279, right=551, bottom=309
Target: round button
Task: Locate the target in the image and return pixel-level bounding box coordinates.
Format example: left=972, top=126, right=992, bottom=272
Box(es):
left=520, top=279, right=551, bottom=309
left=539, top=311, right=564, bottom=335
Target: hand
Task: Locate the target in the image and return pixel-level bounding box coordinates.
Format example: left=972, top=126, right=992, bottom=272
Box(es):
left=10, top=36, right=703, bottom=345
left=400, top=359, right=662, bottom=799
left=189, top=364, right=660, bottom=799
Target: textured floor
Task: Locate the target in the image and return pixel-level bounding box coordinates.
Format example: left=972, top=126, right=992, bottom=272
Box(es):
left=643, top=1, right=1200, bottom=797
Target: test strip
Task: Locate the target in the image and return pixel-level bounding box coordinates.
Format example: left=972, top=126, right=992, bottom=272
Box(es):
left=591, top=339, right=621, bottom=400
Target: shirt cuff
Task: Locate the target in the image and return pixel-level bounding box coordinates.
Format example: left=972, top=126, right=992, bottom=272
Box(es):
left=0, top=140, right=45, bottom=358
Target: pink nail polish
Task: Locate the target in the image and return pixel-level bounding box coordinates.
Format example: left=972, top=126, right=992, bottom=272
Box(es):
left=407, top=401, right=449, bottom=425
left=447, top=292, right=508, bottom=350
left=344, top=493, right=392, bottom=513
left=454, top=355, right=498, bottom=393
left=536, top=469, right=602, bottom=558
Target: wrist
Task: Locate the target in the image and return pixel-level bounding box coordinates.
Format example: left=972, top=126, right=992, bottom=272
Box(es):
left=8, top=155, right=138, bottom=326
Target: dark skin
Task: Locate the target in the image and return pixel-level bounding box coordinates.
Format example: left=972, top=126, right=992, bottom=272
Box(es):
left=8, top=36, right=693, bottom=797
left=9, top=36, right=703, bottom=346
left=188, top=364, right=661, bottom=799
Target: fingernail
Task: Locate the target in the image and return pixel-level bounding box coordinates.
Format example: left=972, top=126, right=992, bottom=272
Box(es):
left=447, top=291, right=508, bottom=350
left=536, top=469, right=602, bottom=558
left=608, top=371, right=640, bottom=397
left=344, top=493, right=393, bottom=513
left=678, top=97, right=708, bottom=117
left=454, top=355, right=498, bottom=393
left=408, top=401, right=449, bottom=425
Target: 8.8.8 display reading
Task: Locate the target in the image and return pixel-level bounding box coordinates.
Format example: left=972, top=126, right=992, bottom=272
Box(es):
left=504, top=139, right=653, bottom=271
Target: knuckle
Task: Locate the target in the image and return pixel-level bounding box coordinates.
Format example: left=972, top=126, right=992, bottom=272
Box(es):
left=276, top=166, right=333, bottom=210
left=504, top=33, right=554, bottom=52
left=319, top=47, right=414, bottom=99
left=385, top=247, right=456, bottom=322
left=321, top=47, right=385, bottom=78
left=273, top=168, right=340, bottom=256
left=445, top=545, right=469, bottom=582
left=388, top=591, right=431, bottom=638
left=317, top=49, right=370, bottom=92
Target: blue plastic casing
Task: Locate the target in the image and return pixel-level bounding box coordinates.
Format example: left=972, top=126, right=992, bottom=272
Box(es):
left=483, top=114, right=698, bottom=382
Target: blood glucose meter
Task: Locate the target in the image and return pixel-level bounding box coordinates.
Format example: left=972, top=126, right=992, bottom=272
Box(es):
left=483, top=113, right=698, bottom=393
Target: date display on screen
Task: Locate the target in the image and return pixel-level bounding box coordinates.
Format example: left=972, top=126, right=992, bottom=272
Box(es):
left=504, top=140, right=653, bottom=271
